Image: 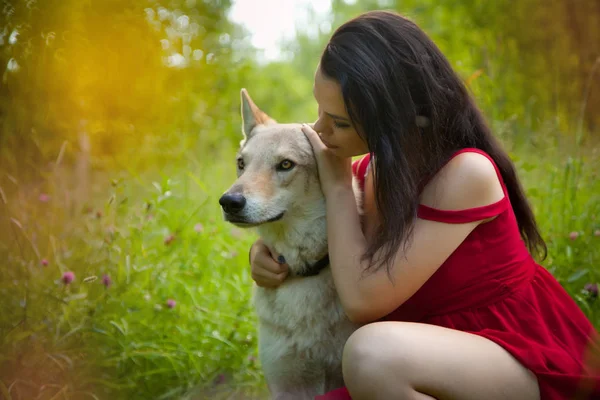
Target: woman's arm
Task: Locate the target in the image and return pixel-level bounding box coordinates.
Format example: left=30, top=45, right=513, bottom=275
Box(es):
left=301, top=125, right=505, bottom=324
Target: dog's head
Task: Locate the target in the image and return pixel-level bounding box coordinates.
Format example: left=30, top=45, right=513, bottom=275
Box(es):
left=219, top=89, right=323, bottom=228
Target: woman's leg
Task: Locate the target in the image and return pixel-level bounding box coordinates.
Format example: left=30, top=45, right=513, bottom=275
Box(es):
left=342, top=321, right=540, bottom=400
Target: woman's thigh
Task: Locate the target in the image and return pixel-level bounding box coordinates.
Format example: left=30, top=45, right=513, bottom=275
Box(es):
left=342, top=321, right=540, bottom=400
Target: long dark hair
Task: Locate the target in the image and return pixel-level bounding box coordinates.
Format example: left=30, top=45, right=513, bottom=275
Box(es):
left=320, top=10, right=547, bottom=274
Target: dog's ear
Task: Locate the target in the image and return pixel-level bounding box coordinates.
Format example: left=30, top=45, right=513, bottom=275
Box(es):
left=240, top=88, right=276, bottom=139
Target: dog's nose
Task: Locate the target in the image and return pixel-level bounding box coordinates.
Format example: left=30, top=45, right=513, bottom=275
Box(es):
left=219, top=193, right=246, bottom=214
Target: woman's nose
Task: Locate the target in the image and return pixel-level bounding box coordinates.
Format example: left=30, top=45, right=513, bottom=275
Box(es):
left=313, top=118, right=329, bottom=135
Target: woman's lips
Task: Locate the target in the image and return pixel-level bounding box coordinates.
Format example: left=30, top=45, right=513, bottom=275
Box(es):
left=320, top=138, right=338, bottom=149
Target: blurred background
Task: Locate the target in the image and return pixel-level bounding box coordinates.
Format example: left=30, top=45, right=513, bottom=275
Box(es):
left=0, top=0, right=598, bottom=399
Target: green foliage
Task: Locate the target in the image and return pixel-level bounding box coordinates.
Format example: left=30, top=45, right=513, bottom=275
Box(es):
left=321, top=0, right=600, bottom=136
left=0, top=0, right=598, bottom=398
left=0, top=0, right=254, bottom=174
left=0, top=158, right=267, bottom=399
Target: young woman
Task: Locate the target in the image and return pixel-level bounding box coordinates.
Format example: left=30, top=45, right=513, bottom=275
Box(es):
left=248, top=10, right=600, bottom=400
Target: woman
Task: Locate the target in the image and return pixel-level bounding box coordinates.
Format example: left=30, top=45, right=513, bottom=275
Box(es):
left=248, top=10, right=599, bottom=400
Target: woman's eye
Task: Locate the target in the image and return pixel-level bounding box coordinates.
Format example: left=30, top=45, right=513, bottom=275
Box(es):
left=237, top=159, right=245, bottom=170
left=278, top=160, right=295, bottom=171
left=333, top=121, right=350, bottom=129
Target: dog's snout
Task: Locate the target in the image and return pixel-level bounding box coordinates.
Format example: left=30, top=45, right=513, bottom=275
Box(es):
left=219, top=193, right=246, bottom=214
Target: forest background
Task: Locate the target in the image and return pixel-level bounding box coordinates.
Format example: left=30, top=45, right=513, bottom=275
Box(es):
left=0, top=0, right=599, bottom=399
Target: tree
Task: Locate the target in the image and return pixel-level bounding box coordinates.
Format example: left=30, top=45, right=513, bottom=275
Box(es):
left=0, top=0, right=257, bottom=174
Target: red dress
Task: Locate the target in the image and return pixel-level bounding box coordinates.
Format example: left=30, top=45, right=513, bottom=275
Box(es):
left=316, top=148, right=600, bottom=400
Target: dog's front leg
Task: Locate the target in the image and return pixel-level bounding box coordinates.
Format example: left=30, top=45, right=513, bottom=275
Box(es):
left=270, top=388, right=315, bottom=400
left=323, top=364, right=345, bottom=394
left=265, top=365, right=322, bottom=400
left=263, top=355, right=324, bottom=400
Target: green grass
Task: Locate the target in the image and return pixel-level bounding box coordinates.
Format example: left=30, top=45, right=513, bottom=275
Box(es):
left=0, top=137, right=598, bottom=400
left=0, top=148, right=267, bottom=400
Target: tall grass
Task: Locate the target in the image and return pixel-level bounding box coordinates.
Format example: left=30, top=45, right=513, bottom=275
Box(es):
left=0, top=147, right=265, bottom=399
left=0, top=129, right=598, bottom=399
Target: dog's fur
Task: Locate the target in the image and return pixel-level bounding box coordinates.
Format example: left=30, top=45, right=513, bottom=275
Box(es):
left=219, top=89, right=362, bottom=399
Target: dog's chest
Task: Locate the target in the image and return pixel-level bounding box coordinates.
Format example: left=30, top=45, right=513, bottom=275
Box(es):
left=253, top=271, right=355, bottom=357
left=253, top=271, right=342, bottom=327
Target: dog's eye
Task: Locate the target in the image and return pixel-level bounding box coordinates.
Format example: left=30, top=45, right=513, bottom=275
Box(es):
left=237, top=158, right=245, bottom=170
left=278, top=160, right=295, bottom=171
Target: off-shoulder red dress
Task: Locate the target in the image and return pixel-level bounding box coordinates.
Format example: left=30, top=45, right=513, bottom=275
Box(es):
left=316, top=148, right=600, bottom=400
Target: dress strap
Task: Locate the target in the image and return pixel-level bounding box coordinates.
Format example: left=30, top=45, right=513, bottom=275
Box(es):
left=417, top=148, right=510, bottom=224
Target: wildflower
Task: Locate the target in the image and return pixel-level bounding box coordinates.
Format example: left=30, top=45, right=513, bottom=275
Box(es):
left=96, top=210, right=103, bottom=219
left=166, top=299, right=176, bottom=309
left=102, top=274, right=112, bottom=288
left=230, top=228, right=242, bottom=238
left=39, top=193, right=50, bottom=202
left=569, top=231, right=579, bottom=240
left=62, top=271, right=75, bottom=285
left=220, top=251, right=235, bottom=259
left=194, top=223, right=204, bottom=233
left=594, top=230, right=600, bottom=237
left=214, top=374, right=226, bottom=385
left=164, top=234, right=175, bottom=245
left=584, top=283, right=598, bottom=298
left=40, top=259, right=49, bottom=267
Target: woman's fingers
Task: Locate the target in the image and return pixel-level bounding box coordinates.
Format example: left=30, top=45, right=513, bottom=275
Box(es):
left=250, top=239, right=289, bottom=288
left=301, top=123, right=327, bottom=153
left=251, top=268, right=288, bottom=288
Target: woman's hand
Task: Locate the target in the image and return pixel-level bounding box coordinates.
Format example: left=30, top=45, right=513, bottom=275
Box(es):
left=301, top=123, right=353, bottom=196
left=249, top=238, right=289, bottom=288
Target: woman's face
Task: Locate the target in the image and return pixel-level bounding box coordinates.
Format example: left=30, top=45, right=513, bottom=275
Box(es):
left=312, top=65, right=369, bottom=158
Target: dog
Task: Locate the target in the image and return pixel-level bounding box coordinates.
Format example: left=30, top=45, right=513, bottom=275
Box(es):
left=219, top=89, right=362, bottom=399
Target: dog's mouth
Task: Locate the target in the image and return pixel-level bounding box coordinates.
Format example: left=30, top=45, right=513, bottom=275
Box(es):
left=224, top=211, right=285, bottom=227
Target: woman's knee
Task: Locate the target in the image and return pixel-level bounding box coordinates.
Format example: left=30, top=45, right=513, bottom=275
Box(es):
left=342, top=323, right=413, bottom=395
left=343, top=322, right=411, bottom=366
left=341, top=322, right=540, bottom=400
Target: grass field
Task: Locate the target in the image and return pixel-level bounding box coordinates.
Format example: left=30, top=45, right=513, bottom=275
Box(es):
left=0, top=129, right=599, bottom=399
